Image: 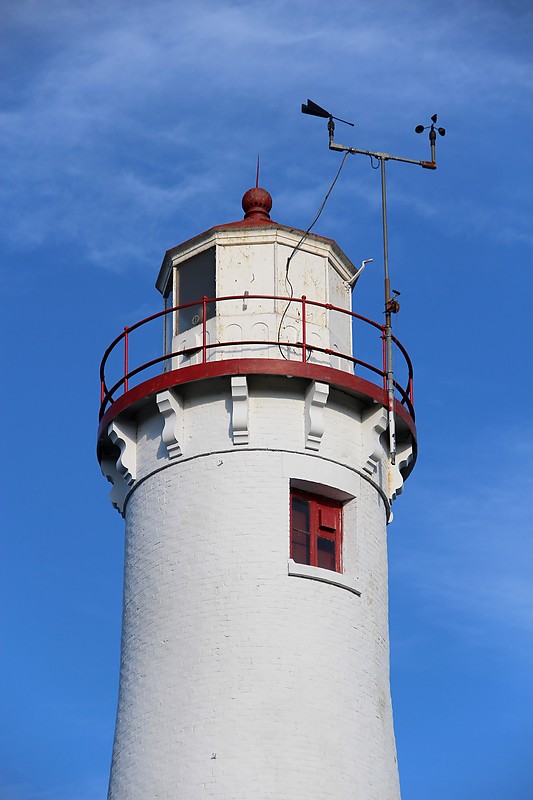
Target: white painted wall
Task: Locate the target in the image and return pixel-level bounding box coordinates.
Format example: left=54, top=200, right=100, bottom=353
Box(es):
left=170, top=228, right=356, bottom=372
left=106, top=377, right=401, bottom=800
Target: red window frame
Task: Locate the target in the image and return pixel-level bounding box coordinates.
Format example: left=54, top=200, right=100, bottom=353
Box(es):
left=290, top=489, right=342, bottom=573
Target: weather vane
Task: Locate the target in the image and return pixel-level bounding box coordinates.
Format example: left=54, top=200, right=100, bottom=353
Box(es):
left=302, top=99, right=446, bottom=464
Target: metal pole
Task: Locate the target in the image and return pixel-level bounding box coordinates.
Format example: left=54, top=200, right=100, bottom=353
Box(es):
left=301, top=295, right=307, bottom=362
left=202, top=296, right=207, bottom=363
left=313, top=109, right=444, bottom=464
left=380, top=158, right=396, bottom=465
left=319, top=114, right=442, bottom=466
left=124, top=327, right=129, bottom=394
left=430, top=126, right=436, bottom=164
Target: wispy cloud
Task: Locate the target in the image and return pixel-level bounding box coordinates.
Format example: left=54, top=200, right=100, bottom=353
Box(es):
left=1, top=0, right=532, bottom=269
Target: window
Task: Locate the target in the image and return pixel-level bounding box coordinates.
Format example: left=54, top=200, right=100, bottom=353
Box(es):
left=290, top=489, right=342, bottom=573
left=175, top=247, right=216, bottom=333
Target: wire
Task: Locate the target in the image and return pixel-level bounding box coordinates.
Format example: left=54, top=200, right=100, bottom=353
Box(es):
left=286, top=150, right=349, bottom=273
left=277, top=152, right=350, bottom=359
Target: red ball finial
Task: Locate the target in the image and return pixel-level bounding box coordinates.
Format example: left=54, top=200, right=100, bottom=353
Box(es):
left=241, top=187, right=273, bottom=221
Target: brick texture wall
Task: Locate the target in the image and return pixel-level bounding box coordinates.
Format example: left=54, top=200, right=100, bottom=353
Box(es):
left=107, top=378, right=400, bottom=800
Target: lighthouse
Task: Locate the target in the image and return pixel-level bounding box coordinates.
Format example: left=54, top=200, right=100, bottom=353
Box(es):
left=97, top=185, right=416, bottom=800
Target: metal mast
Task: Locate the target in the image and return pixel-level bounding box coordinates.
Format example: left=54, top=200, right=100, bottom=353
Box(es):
left=302, top=101, right=445, bottom=465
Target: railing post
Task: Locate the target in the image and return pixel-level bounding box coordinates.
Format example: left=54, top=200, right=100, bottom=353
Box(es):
left=124, top=327, right=129, bottom=393
left=202, top=296, right=207, bottom=363
left=301, top=295, right=307, bottom=362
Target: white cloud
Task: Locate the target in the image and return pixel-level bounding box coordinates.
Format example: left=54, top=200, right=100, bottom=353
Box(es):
left=1, top=0, right=532, bottom=268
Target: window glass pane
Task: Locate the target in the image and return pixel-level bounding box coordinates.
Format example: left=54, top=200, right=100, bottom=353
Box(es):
left=291, top=529, right=310, bottom=565
left=177, top=247, right=216, bottom=333
left=317, top=536, right=336, bottom=571
left=291, top=496, right=310, bottom=564
left=291, top=496, right=309, bottom=533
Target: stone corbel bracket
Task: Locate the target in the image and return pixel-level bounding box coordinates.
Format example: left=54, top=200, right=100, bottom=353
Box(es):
left=100, top=458, right=129, bottom=516
left=108, top=420, right=137, bottom=485
left=305, top=381, right=329, bottom=451
left=361, top=405, right=388, bottom=475
left=231, top=376, right=249, bottom=445
left=102, top=420, right=137, bottom=516
left=156, top=389, right=183, bottom=459
left=388, top=441, right=414, bottom=503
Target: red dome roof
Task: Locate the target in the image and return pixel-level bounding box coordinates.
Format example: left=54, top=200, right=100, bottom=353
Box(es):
left=241, top=187, right=273, bottom=221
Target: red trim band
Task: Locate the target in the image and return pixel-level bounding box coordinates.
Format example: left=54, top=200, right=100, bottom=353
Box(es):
left=97, top=357, right=416, bottom=442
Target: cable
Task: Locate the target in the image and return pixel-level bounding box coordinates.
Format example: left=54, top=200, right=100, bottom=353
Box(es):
left=286, top=150, right=349, bottom=274
left=277, top=152, right=350, bottom=359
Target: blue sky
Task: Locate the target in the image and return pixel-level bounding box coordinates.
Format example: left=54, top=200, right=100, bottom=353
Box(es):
left=2, top=0, right=533, bottom=797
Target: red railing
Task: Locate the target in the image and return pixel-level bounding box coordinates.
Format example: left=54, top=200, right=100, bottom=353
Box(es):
left=99, top=294, right=414, bottom=421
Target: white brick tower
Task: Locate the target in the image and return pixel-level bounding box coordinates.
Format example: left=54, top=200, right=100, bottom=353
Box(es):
left=98, top=186, right=417, bottom=800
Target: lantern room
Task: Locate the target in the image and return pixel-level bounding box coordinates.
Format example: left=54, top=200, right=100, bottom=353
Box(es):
left=155, top=187, right=358, bottom=372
